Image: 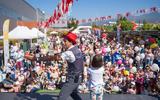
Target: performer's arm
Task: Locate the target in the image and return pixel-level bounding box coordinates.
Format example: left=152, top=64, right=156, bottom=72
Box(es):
left=25, top=51, right=75, bottom=62
left=24, top=53, right=62, bottom=61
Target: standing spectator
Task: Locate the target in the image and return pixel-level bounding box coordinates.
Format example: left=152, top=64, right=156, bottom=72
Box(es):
left=88, top=54, right=104, bottom=100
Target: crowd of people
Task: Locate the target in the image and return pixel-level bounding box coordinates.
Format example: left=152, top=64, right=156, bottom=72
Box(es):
left=0, top=29, right=160, bottom=96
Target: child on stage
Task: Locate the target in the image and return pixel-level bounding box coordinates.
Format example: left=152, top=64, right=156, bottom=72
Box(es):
left=88, top=54, right=105, bottom=100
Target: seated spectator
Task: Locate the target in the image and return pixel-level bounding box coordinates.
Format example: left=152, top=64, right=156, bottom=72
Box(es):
left=127, top=82, right=136, bottom=94
left=1, top=73, right=14, bottom=92
left=47, top=77, right=56, bottom=90
left=26, top=80, right=39, bottom=92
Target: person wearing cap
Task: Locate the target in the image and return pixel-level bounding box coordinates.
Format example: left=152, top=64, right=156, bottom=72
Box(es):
left=57, top=32, right=83, bottom=100
left=25, top=32, right=83, bottom=100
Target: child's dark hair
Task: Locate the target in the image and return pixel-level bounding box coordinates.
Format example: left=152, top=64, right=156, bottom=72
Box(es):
left=91, top=54, right=103, bottom=68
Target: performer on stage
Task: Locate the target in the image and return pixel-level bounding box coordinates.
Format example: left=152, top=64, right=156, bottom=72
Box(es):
left=57, top=32, right=83, bottom=100
left=25, top=32, right=83, bottom=100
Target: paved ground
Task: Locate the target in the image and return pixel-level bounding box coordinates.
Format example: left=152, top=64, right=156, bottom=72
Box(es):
left=0, top=93, right=159, bottom=100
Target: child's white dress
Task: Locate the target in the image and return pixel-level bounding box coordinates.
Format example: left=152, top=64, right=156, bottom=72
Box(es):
left=88, top=66, right=104, bottom=100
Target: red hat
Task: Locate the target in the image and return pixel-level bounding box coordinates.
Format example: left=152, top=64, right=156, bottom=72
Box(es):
left=64, top=32, right=77, bottom=44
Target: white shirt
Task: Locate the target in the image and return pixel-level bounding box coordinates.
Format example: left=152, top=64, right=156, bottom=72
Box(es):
left=61, top=46, right=76, bottom=63
left=87, top=66, right=104, bottom=87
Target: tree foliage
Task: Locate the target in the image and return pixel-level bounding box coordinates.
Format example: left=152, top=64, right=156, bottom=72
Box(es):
left=67, top=18, right=78, bottom=28
left=103, top=25, right=114, bottom=32
left=141, top=23, right=154, bottom=30
left=117, top=17, right=134, bottom=31
left=153, top=24, right=160, bottom=31
left=141, top=22, right=160, bottom=31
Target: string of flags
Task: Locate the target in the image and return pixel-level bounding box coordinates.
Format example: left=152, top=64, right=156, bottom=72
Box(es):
left=77, top=7, right=159, bottom=25
left=37, top=4, right=159, bottom=28
left=38, top=0, right=75, bottom=28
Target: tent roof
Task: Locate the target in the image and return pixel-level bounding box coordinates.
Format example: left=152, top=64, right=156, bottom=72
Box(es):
left=0, top=26, right=46, bottom=40
left=31, top=28, right=46, bottom=38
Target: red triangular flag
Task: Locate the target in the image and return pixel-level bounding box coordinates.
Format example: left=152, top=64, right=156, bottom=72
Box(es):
left=53, top=10, right=57, bottom=19
left=65, top=3, right=69, bottom=13
left=62, top=0, right=66, bottom=13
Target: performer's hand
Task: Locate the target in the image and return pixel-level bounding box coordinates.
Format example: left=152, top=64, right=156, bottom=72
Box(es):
left=24, top=54, right=36, bottom=61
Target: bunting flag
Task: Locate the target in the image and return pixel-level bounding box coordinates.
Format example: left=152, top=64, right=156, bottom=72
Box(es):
left=40, top=0, right=75, bottom=28
left=139, top=9, right=146, bottom=13
left=66, top=0, right=73, bottom=5
left=88, top=18, right=92, bottom=22
left=126, top=12, right=130, bottom=17
left=48, top=17, right=52, bottom=23
left=57, top=11, right=62, bottom=20
left=77, top=7, right=159, bottom=24
left=107, top=16, right=112, bottom=19
left=44, top=21, right=49, bottom=28
left=51, top=16, right=55, bottom=24
left=65, top=0, right=73, bottom=14
left=100, top=16, right=106, bottom=21
left=150, top=7, right=158, bottom=13
left=38, top=4, right=159, bottom=27
left=62, top=0, right=66, bottom=14
left=95, top=18, right=99, bottom=21
left=65, top=3, right=69, bottom=14
left=57, top=3, right=62, bottom=19
left=142, top=9, right=146, bottom=13
left=53, top=10, right=57, bottom=22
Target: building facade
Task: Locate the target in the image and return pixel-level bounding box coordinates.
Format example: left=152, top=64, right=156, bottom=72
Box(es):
left=0, top=0, right=45, bottom=34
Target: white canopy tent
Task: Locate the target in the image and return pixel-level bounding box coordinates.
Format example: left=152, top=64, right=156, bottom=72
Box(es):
left=50, top=31, right=58, bottom=35
left=31, top=28, right=46, bottom=38
left=0, top=26, right=46, bottom=40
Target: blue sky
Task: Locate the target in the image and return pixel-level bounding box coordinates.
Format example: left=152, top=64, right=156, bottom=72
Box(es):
left=26, top=0, right=160, bottom=19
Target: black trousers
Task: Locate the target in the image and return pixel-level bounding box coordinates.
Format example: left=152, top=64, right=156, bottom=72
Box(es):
left=58, top=74, right=82, bottom=100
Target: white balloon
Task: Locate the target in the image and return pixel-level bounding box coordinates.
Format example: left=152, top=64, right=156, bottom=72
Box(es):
left=136, top=56, right=141, bottom=61
left=129, top=58, right=133, bottom=64
left=134, top=46, right=139, bottom=52
left=140, top=53, right=145, bottom=59
left=106, top=47, right=111, bottom=52
left=107, top=62, right=112, bottom=67
left=130, top=67, right=137, bottom=73
left=112, top=86, right=120, bottom=92
left=151, top=64, right=159, bottom=72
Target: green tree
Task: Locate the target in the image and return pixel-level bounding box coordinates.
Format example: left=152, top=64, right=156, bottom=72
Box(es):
left=117, top=17, right=134, bottom=31
left=67, top=18, right=78, bottom=28
left=153, top=24, right=160, bottom=31
left=92, top=23, right=98, bottom=29
left=112, top=24, right=117, bottom=31
left=103, top=25, right=114, bottom=32
left=141, top=23, right=154, bottom=31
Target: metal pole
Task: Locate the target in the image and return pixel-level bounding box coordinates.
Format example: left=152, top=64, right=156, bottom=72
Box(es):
left=117, top=24, right=121, bottom=43
left=36, top=8, right=39, bottom=22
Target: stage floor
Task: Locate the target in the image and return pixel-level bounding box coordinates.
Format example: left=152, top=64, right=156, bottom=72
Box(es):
left=0, top=93, right=159, bottom=100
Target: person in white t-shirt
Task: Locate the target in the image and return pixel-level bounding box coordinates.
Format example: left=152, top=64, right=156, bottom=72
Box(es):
left=88, top=54, right=104, bottom=100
